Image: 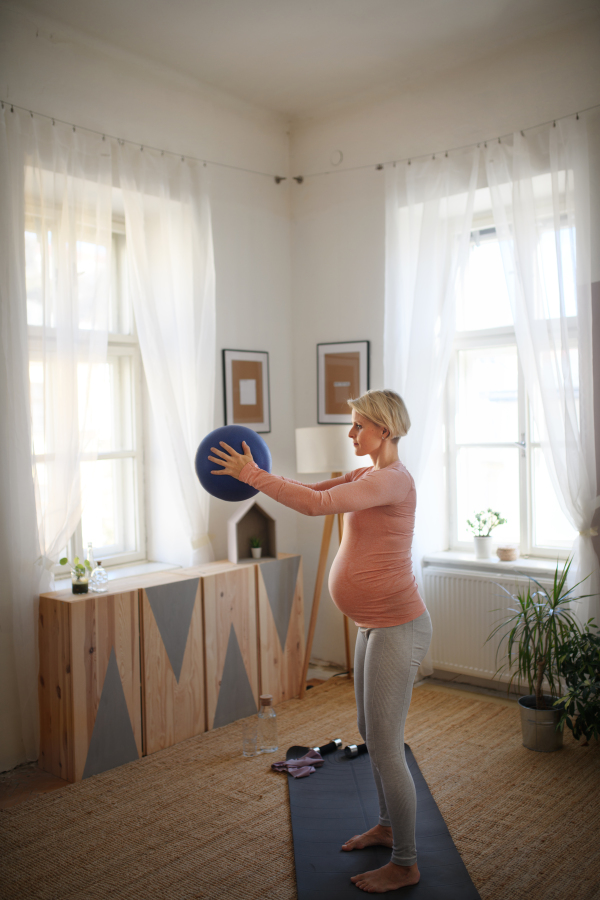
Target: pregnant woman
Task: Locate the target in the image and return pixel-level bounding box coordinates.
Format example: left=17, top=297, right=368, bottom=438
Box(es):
left=209, top=389, right=432, bottom=894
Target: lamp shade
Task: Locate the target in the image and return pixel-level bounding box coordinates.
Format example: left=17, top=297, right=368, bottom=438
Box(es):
left=295, top=426, right=358, bottom=474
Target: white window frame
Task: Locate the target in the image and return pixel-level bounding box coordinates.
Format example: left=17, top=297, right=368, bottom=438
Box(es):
left=446, top=228, right=578, bottom=559
left=28, top=221, right=147, bottom=577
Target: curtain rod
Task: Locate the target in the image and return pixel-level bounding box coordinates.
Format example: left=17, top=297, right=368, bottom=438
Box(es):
left=1, top=100, right=287, bottom=183
left=3, top=99, right=599, bottom=185
left=296, top=101, right=600, bottom=181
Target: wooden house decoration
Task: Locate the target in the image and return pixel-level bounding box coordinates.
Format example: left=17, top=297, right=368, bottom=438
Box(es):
left=227, top=498, right=277, bottom=564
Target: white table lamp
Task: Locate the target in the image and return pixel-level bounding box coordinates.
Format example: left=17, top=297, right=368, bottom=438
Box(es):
left=295, top=425, right=358, bottom=475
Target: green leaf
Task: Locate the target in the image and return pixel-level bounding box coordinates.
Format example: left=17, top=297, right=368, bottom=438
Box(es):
left=59, top=557, right=68, bottom=566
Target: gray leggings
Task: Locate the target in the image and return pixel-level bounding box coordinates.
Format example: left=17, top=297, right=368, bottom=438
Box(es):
left=354, top=609, right=433, bottom=866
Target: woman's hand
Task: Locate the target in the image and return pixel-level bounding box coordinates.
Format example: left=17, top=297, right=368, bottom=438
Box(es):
left=208, top=440, right=254, bottom=480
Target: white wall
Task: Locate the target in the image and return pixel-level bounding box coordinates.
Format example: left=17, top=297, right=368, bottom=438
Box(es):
left=0, top=3, right=297, bottom=771
left=289, top=16, right=600, bottom=665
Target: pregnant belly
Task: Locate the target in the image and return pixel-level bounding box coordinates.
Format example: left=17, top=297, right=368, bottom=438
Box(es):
left=328, top=545, right=413, bottom=617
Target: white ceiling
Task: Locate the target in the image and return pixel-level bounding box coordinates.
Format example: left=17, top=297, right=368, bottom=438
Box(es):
left=10, top=0, right=600, bottom=119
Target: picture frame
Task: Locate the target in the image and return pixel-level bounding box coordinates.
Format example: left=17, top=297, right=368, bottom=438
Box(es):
left=317, top=340, right=370, bottom=424
left=222, top=349, right=271, bottom=433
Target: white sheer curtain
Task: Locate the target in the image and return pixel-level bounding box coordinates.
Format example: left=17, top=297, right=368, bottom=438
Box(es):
left=385, top=154, right=479, bottom=542
left=0, top=106, right=111, bottom=764
left=384, top=150, right=479, bottom=676
left=118, top=144, right=216, bottom=566
left=485, top=118, right=599, bottom=622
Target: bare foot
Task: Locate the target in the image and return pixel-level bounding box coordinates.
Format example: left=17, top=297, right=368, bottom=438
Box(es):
left=342, top=824, right=393, bottom=852
left=351, top=861, right=420, bottom=893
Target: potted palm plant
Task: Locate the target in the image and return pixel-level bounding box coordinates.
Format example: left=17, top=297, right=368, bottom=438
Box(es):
left=487, top=558, right=594, bottom=752
left=467, top=509, right=507, bottom=559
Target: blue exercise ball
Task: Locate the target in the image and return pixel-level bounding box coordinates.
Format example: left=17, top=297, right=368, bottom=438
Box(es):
left=195, top=425, right=272, bottom=502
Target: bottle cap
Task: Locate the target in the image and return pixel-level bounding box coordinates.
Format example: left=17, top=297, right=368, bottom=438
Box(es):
left=259, top=694, right=273, bottom=705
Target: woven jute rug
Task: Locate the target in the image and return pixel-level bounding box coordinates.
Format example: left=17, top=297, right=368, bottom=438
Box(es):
left=1, top=679, right=599, bottom=900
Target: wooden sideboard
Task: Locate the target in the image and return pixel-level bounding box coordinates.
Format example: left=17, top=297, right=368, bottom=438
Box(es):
left=38, top=555, right=304, bottom=782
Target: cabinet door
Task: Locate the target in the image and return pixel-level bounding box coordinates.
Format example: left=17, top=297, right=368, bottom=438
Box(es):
left=257, top=555, right=304, bottom=704
left=203, top=566, right=258, bottom=730
left=140, top=576, right=205, bottom=755
left=70, top=590, right=142, bottom=782
left=39, top=596, right=74, bottom=781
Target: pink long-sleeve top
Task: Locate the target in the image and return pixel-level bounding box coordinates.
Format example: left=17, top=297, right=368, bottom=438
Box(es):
left=239, top=460, right=426, bottom=628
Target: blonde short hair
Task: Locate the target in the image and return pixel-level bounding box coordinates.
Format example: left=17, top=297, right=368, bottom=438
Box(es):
left=347, top=389, right=411, bottom=444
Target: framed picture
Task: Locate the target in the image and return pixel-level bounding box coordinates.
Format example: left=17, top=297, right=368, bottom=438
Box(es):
left=222, top=349, right=271, bottom=433
left=317, top=341, right=369, bottom=424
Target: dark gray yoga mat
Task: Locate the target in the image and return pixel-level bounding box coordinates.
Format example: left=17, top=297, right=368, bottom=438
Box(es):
left=285, top=744, right=481, bottom=900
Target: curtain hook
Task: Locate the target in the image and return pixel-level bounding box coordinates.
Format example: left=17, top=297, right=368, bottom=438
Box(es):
left=181, top=156, right=185, bottom=162
left=553, top=121, right=556, bottom=127
left=140, top=145, right=144, bottom=151
left=376, top=164, right=383, bottom=170
left=102, top=134, right=105, bottom=141
left=445, top=151, right=448, bottom=157
left=576, top=112, right=580, bottom=120
left=10, top=105, right=14, bottom=112
left=407, top=159, right=411, bottom=165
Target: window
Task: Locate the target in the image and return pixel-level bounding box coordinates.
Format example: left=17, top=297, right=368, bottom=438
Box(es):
left=26, top=216, right=146, bottom=570
left=447, top=227, right=578, bottom=556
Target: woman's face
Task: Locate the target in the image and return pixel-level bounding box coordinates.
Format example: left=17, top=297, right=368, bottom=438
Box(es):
left=348, top=410, right=388, bottom=456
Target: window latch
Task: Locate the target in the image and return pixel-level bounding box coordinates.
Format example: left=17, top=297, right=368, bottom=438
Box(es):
left=514, top=433, right=527, bottom=452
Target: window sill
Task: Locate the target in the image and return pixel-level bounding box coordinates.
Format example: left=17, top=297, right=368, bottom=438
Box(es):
left=54, top=559, right=182, bottom=591
left=422, top=551, right=559, bottom=580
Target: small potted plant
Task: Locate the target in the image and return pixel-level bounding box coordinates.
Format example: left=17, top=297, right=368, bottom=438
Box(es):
left=250, top=537, right=262, bottom=559
left=59, top=555, right=92, bottom=594
left=487, top=557, right=594, bottom=752
left=467, top=508, right=507, bottom=559
left=556, top=625, right=600, bottom=745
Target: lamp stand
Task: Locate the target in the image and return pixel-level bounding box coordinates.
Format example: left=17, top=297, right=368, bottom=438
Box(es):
left=299, top=472, right=352, bottom=700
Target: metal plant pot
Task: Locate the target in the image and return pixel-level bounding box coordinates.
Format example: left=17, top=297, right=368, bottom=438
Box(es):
left=518, top=695, right=564, bottom=752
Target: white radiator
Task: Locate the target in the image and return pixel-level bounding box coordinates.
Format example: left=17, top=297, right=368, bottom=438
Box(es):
left=423, top=566, right=551, bottom=683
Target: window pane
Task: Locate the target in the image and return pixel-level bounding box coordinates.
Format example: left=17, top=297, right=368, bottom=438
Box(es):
left=81, top=458, right=138, bottom=558
left=532, top=448, right=577, bottom=549
left=109, top=233, right=133, bottom=335
left=457, top=236, right=513, bottom=331
left=537, top=228, right=577, bottom=319
left=94, top=356, right=135, bottom=453
left=77, top=239, right=109, bottom=330
left=456, top=447, right=520, bottom=544
left=25, top=230, right=44, bottom=326
left=455, top=346, right=518, bottom=444
left=29, top=359, right=45, bottom=456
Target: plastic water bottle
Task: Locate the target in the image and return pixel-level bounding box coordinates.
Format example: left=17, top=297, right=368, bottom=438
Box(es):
left=258, top=694, right=278, bottom=753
